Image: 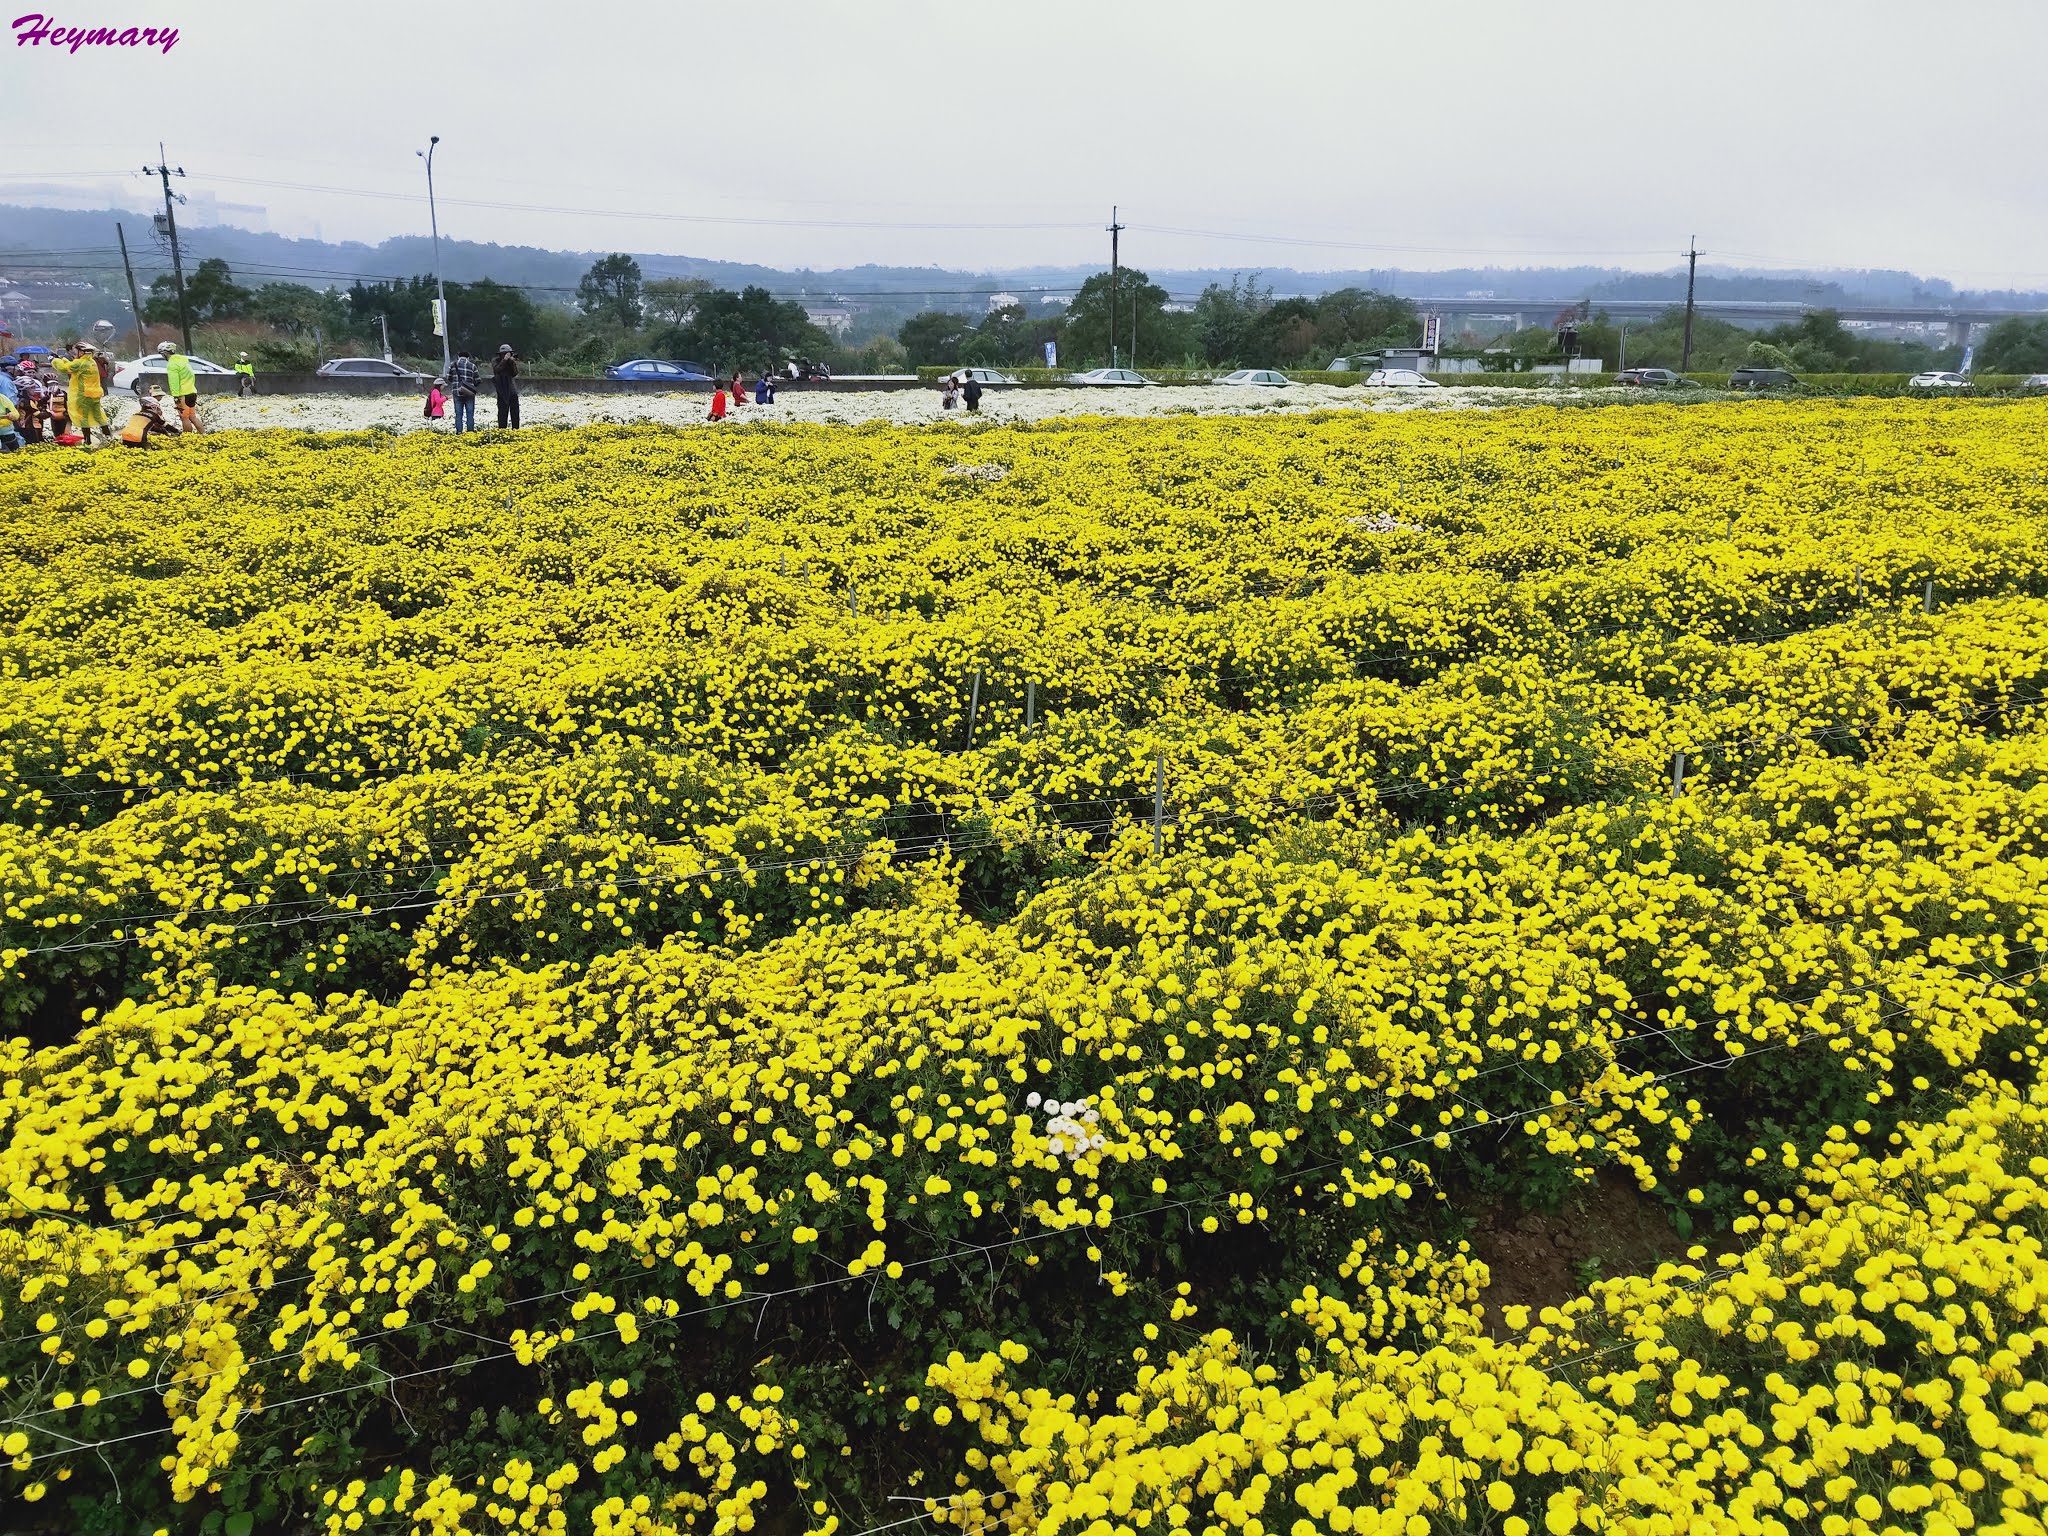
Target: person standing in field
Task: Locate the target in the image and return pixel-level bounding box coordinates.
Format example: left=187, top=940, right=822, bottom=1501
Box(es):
left=492, top=343, right=521, bottom=428
left=708, top=382, right=729, bottom=421
left=235, top=352, right=255, bottom=396
left=160, top=341, right=203, bottom=433
left=423, top=377, right=448, bottom=429
left=962, top=373, right=983, bottom=413
left=52, top=342, right=113, bottom=446
left=446, top=348, right=479, bottom=433
left=753, top=372, right=775, bottom=404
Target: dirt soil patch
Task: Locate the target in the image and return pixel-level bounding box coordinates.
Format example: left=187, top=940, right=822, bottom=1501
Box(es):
left=1471, top=1169, right=1693, bottom=1336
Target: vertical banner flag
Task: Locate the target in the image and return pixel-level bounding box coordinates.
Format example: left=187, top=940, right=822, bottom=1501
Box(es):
left=1044, top=341, right=1057, bottom=368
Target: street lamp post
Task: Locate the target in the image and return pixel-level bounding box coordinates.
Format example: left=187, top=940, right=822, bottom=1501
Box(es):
left=418, top=136, right=450, bottom=379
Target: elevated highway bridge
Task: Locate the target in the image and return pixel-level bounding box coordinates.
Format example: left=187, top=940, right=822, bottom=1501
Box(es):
left=1416, top=297, right=2047, bottom=345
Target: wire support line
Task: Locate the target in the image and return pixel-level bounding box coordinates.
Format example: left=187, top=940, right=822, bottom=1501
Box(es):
left=5, top=676, right=2038, bottom=963
left=12, top=952, right=2036, bottom=1465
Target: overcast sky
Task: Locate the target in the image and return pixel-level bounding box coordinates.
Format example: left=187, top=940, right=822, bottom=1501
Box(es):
left=9, top=0, right=2047, bottom=285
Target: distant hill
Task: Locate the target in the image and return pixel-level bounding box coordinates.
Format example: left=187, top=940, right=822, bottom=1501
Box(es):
left=5, top=202, right=2043, bottom=313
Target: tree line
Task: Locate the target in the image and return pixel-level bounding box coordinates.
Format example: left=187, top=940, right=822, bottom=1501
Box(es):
left=135, top=252, right=2048, bottom=377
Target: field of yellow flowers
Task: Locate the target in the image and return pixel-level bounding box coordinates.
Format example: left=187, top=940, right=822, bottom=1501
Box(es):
left=2, top=399, right=2046, bottom=1536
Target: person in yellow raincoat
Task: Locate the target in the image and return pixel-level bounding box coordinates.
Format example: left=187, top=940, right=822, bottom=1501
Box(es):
left=51, top=341, right=114, bottom=446
left=160, top=341, right=203, bottom=433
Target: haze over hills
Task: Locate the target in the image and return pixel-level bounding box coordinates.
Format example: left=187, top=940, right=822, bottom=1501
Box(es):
left=7, top=202, right=2043, bottom=314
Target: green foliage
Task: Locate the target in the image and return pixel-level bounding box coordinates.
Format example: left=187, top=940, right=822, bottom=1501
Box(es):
left=897, top=304, right=1057, bottom=370
left=1977, top=316, right=2048, bottom=374
left=899, top=310, right=977, bottom=366
left=650, top=285, right=829, bottom=374
left=144, top=257, right=251, bottom=325
left=344, top=275, right=546, bottom=360
left=246, top=282, right=348, bottom=340
left=1607, top=305, right=1957, bottom=374
left=576, top=254, right=645, bottom=330
left=1058, top=267, right=1193, bottom=369
left=1188, top=277, right=1416, bottom=368
left=642, top=276, right=711, bottom=329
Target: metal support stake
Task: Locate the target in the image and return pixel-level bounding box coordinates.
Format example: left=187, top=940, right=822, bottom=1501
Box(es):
left=965, top=668, right=981, bottom=749
left=1671, top=749, right=1687, bottom=797
left=1152, top=753, right=1167, bottom=856
left=849, top=585, right=858, bottom=617
left=1923, top=577, right=1935, bottom=614
left=780, top=551, right=788, bottom=577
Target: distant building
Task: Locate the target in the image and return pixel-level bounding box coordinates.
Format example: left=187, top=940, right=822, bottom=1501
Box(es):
left=803, top=305, right=855, bottom=334
left=987, top=292, right=1020, bottom=311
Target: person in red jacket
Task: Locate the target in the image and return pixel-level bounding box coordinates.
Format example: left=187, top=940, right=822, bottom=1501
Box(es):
left=707, top=384, right=728, bottom=421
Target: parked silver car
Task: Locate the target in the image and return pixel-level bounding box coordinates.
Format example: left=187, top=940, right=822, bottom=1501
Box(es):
left=317, top=357, right=430, bottom=382
left=1067, top=368, right=1153, bottom=386
left=1216, top=369, right=1292, bottom=386
left=943, top=367, right=1021, bottom=386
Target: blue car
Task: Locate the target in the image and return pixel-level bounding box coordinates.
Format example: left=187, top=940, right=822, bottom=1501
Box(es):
left=605, top=358, right=712, bottom=382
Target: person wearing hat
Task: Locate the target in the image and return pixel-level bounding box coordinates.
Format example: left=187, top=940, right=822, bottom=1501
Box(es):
left=159, top=341, right=203, bottom=433
left=234, top=352, right=255, bottom=397
left=51, top=342, right=113, bottom=446
left=491, top=343, right=520, bottom=429
left=13, top=362, right=45, bottom=443
left=120, top=385, right=180, bottom=449
left=44, top=385, right=79, bottom=445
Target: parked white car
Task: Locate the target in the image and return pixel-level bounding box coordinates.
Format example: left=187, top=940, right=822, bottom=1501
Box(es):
left=111, top=352, right=234, bottom=391
left=1067, top=368, right=1154, bottom=386
left=942, top=367, right=1021, bottom=386
left=1905, top=371, right=1971, bottom=389
left=1363, top=368, right=1442, bottom=388
left=2023, top=374, right=2048, bottom=389
left=1216, top=369, right=1292, bottom=386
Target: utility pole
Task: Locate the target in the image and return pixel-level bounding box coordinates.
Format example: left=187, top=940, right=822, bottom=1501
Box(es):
left=115, top=222, right=147, bottom=358
left=419, top=136, right=451, bottom=378
left=145, top=145, right=192, bottom=353
left=378, top=314, right=393, bottom=364
left=1107, top=205, right=1124, bottom=369
left=1679, top=236, right=1698, bottom=373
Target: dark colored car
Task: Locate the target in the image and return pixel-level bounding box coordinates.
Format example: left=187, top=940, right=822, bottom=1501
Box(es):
left=605, top=358, right=713, bottom=382
left=1617, top=367, right=1687, bottom=387
left=1728, top=367, right=1797, bottom=390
